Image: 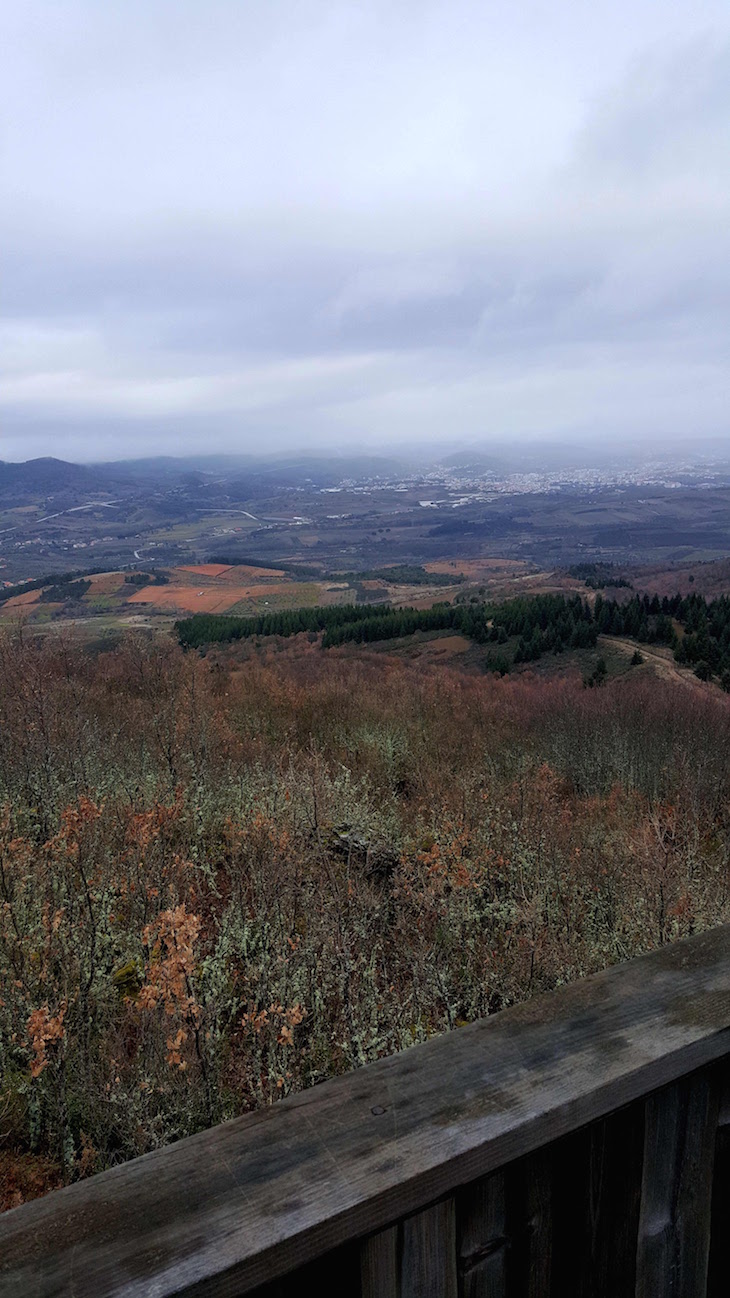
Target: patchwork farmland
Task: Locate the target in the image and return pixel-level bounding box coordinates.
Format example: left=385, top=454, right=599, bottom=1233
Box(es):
left=0, top=563, right=359, bottom=628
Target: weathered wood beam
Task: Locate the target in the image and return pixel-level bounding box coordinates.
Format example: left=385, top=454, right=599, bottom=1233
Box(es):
left=636, top=1067, right=720, bottom=1297
left=2, top=926, right=730, bottom=1298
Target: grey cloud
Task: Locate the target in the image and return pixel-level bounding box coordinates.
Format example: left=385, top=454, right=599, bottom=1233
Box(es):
left=574, top=37, right=730, bottom=180
left=1, top=3, right=729, bottom=460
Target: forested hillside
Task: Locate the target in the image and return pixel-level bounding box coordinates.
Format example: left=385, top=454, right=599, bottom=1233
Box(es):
left=2, top=628, right=730, bottom=1208
left=176, top=590, right=730, bottom=686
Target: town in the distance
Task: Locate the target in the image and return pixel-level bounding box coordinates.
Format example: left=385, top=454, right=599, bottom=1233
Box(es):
left=3, top=442, right=730, bottom=692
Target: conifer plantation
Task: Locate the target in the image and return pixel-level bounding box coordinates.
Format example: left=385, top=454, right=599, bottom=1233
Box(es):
left=3, top=626, right=730, bottom=1208
left=177, top=590, right=730, bottom=685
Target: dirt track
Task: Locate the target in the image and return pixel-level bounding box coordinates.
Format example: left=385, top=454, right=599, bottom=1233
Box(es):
left=604, top=636, right=720, bottom=694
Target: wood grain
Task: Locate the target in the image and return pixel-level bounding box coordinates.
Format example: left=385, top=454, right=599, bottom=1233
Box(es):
left=549, top=1103, right=644, bottom=1298
left=707, top=1061, right=730, bottom=1298
left=457, top=1170, right=506, bottom=1298
left=635, top=1067, right=721, bottom=1297
left=361, top=1225, right=400, bottom=1298
left=505, top=1149, right=552, bottom=1298
left=401, top=1199, right=457, bottom=1298
left=3, top=926, right=730, bottom=1298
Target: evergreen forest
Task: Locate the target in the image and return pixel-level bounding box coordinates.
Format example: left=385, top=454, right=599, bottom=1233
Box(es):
left=176, top=591, right=730, bottom=686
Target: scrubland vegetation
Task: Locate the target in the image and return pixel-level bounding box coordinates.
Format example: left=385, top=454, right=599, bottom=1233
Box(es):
left=177, top=589, right=730, bottom=686
left=2, top=626, right=730, bottom=1208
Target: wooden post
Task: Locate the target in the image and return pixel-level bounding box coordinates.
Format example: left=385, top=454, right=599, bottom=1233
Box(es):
left=506, top=1149, right=552, bottom=1298
left=361, top=1225, right=400, bottom=1298
left=549, top=1103, right=643, bottom=1298
left=457, top=1170, right=507, bottom=1298
left=401, top=1198, right=457, bottom=1298
left=706, top=1060, right=730, bottom=1298
left=636, top=1066, right=720, bottom=1297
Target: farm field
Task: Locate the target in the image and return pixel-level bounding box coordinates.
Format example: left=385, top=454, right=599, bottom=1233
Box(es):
left=7, top=453, right=730, bottom=587
left=177, top=563, right=237, bottom=578
left=2, top=589, right=43, bottom=609
left=0, top=563, right=306, bottom=624
left=0, top=559, right=492, bottom=627
left=5, top=544, right=730, bottom=1212
left=7, top=551, right=730, bottom=640
left=126, top=582, right=300, bottom=614
left=423, top=558, right=528, bottom=576
left=84, top=571, right=127, bottom=594
left=177, top=563, right=285, bottom=579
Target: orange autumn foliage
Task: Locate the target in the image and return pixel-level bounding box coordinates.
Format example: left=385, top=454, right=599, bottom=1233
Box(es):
left=2, top=627, right=730, bottom=1205
left=26, top=1003, right=66, bottom=1078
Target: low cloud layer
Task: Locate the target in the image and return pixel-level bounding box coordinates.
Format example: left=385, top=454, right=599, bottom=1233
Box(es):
left=2, top=1, right=729, bottom=461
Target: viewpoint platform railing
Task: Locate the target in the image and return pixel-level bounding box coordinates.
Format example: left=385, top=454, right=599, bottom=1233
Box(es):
left=3, top=926, right=730, bottom=1297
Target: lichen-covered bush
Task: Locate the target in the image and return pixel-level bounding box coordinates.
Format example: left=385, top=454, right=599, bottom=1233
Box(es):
left=2, top=629, right=730, bottom=1207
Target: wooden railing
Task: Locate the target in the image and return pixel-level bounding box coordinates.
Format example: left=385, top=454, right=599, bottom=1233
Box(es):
left=3, top=926, right=730, bottom=1297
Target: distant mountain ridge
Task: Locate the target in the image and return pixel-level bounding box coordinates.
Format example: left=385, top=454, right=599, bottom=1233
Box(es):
left=0, top=457, right=110, bottom=499
left=0, top=452, right=415, bottom=498
left=102, top=451, right=413, bottom=482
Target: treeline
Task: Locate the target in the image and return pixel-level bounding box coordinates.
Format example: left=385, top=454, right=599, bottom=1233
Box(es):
left=39, top=579, right=91, bottom=604
left=175, top=597, right=597, bottom=659
left=596, top=591, right=730, bottom=684
left=0, top=565, right=109, bottom=604
left=594, top=593, right=676, bottom=643
left=669, top=593, right=730, bottom=682
left=176, top=588, right=730, bottom=685
left=175, top=595, right=602, bottom=656
left=488, top=590, right=730, bottom=681
left=177, top=594, right=597, bottom=658
left=322, top=602, right=489, bottom=647
left=491, top=594, right=597, bottom=662
left=176, top=603, right=393, bottom=648
left=177, top=601, right=493, bottom=650
left=206, top=555, right=322, bottom=578
left=332, top=565, right=460, bottom=587
left=568, top=563, right=633, bottom=590
left=124, top=571, right=170, bottom=586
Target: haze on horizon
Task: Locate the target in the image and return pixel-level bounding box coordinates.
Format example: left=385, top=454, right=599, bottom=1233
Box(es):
left=2, top=0, right=729, bottom=464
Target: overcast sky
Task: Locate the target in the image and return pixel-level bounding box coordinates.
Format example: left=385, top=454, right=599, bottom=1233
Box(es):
left=2, top=0, right=729, bottom=462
